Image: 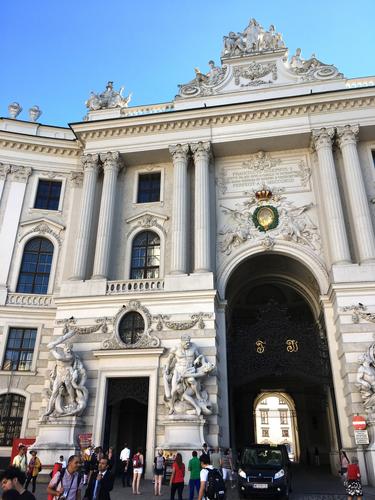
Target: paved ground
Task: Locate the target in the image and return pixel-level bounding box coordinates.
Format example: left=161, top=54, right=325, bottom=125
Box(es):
left=33, top=465, right=375, bottom=499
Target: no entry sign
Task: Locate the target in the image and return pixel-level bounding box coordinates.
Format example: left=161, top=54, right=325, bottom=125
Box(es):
left=352, top=415, right=367, bottom=430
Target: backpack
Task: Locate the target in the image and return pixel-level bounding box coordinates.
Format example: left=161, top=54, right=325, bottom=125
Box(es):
left=155, top=455, right=164, bottom=470
left=206, top=468, right=226, bottom=500
left=133, top=454, right=142, bottom=468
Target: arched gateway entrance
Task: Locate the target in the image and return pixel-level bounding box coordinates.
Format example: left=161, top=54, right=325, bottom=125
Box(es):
left=225, top=253, right=340, bottom=470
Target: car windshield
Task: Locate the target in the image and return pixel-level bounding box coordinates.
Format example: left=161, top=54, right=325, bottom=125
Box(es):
left=241, top=447, right=283, bottom=467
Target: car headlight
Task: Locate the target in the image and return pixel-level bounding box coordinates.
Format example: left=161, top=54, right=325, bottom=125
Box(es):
left=238, top=469, right=246, bottom=479
left=274, top=469, right=285, bottom=480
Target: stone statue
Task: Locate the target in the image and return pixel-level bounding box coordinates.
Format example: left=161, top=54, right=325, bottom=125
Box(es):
left=356, top=343, right=375, bottom=414
left=279, top=202, right=317, bottom=246
left=290, top=48, right=305, bottom=69
left=242, top=18, right=262, bottom=52
left=86, top=81, right=132, bottom=111
left=42, top=327, right=88, bottom=420
left=163, top=334, right=215, bottom=417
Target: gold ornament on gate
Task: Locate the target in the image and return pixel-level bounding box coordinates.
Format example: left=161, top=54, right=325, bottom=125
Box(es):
left=286, top=339, right=299, bottom=352
left=256, top=340, right=266, bottom=353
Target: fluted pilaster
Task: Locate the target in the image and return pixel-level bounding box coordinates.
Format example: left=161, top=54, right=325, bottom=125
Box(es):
left=92, top=151, right=123, bottom=279
left=311, top=128, right=351, bottom=265
left=191, top=141, right=212, bottom=273
left=169, top=144, right=190, bottom=274
left=70, top=154, right=100, bottom=280
left=337, top=124, right=375, bottom=262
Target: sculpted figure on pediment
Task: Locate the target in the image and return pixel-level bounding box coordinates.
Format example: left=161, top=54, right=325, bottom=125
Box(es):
left=242, top=18, right=262, bottom=52
left=357, top=343, right=375, bottom=415
left=178, top=61, right=227, bottom=98
left=86, top=81, right=132, bottom=111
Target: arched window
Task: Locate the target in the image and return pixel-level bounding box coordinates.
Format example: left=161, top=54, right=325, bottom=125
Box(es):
left=0, top=393, right=25, bottom=446
left=130, top=231, right=160, bottom=279
left=16, top=237, right=54, bottom=294
left=118, top=312, right=145, bottom=345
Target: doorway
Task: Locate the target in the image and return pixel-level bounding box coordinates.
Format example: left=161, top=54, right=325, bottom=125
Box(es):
left=104, top=377, right=149, bottom=472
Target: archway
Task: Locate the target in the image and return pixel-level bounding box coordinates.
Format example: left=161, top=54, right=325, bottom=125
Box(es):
left=225, top=253, right=339, bottom=471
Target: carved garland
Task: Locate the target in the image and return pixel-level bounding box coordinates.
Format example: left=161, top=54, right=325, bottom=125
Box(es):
left=153, top=312, right=212, bottom=331
left=342, top=303, right=375, bottom=324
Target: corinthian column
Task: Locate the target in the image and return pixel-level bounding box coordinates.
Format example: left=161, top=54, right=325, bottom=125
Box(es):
left=311, top=128, right=351, bottom=264
left=337, top=125, right=375, bottom=263
left=71, top=154, right=100, bottom=280
left=169, top=144, right=190, bottom=274
left=191, top=141, right=212, bottom=273
left=92, top=152, right=123, bottom=279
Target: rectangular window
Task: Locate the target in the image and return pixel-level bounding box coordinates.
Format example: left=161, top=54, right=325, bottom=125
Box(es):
left=279, top=410, right=288, bottom=425
left=262, top=428, right=269, bottom=437
left=137, top=173, right=161, bottom=203
left=260, top=410, right=269, bottom=425
left=34, top=180, right=62, bottom=210
left=2, top=328, right=37, bottom=371
left=282, top=429, right=289, bottom=437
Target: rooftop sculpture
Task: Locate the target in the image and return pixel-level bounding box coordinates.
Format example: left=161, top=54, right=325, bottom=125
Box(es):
left=86, top=81, right=132, bottom=111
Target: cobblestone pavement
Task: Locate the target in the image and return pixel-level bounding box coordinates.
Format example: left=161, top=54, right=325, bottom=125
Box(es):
left=33, top=466, right=375, bottom=499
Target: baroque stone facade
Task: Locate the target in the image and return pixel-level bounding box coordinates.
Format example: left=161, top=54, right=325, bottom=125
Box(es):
left=1, top=18, right=375, bottom=485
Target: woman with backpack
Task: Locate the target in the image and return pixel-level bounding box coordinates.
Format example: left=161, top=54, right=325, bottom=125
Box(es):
left=154, top=450, right=165, bottom=496
left=169, top=453, right=185, bottom=500
left=132, top=448, right=144, bottom=495
left=345, top=457, right=363, bottom=500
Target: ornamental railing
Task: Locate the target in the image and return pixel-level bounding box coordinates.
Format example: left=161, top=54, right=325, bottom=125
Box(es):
left=6, top=293, right=54, bottom=307
left=106, top=279, right=165, bottom=294
left=121, top=102, right=174, bottom=117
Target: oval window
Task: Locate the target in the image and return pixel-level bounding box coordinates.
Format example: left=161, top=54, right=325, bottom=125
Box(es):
left=118, top=312, right=145, bottom=345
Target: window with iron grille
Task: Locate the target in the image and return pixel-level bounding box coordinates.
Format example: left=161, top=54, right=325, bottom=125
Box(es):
left=130, top=231, right=160, bottom=279
left=282, top=429, right=289, bottom=437
left=262, top=428, right=269, bottom=437
left=2, top=328, right=37, bottom=371
left=34, top=180, right=62, bottom=210
left=118, top=312, right=145, bottom=345
left=137, top=173, right=161, bottom=203
left=16, top=237, right=53, bottom=294
left=0, top=393, right=25, bottom=446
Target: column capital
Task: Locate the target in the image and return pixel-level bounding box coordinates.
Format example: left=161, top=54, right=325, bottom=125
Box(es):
left=191, top=141, right=212, bottom=160
left=81, top=153, right=100, bottom=172
left=311, top=128, right=335, bottom=151
left=0, top=163, right=11, bottom=181
left=337, top=124, right=359, bottom=148
left=99, top=151, right=123, bottom=172
left=9, top=165, right=32, bottom=183
left=169, top=143, right=190, bottom=162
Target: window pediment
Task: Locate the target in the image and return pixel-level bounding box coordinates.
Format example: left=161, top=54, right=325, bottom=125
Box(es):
left=18, top=218, right=65, bottom=246
left=126, top=211, right=168, bottom=236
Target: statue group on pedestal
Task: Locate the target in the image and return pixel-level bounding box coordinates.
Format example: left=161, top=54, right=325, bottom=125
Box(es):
left=43, top=326, right=89, bottom=421
left=357, top=343, right=375, bottom=415
left=86, top=81, right=132, bottom=111
left=222, top=18, right=285, bottom=57
left=163, top=334, right=215, bottom=417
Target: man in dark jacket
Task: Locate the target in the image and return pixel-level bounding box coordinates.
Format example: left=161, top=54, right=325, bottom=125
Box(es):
left=83, top=458, right=113, bottom=500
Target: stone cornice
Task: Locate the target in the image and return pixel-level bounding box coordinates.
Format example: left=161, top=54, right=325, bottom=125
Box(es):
left=72, top=90, right=375, bottom=143
left=0, top=131, right=81, bottom=157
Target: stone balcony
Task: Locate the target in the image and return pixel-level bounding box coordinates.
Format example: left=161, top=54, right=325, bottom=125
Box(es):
left=6, top=293, right=54, bottom=307
left=106, top=278, right=165, bottom=294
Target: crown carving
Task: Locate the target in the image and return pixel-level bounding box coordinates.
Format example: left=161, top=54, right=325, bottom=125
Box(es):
left=255, top=188, right=273, bottom=202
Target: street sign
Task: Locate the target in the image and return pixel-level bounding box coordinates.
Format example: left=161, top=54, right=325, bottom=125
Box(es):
left=352, top=415, right=367, bottom=430
left=354, top=429, right=369, bottom=445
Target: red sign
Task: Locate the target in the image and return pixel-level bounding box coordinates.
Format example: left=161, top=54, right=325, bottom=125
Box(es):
left=352, top=415, right=366, bottom=430
left=10, top=438, right=35, bottom=465
left=78, top=433, right=92, bottom=449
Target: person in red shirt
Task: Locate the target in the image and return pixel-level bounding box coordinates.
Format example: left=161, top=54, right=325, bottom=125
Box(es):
left=169, top=453, right=185, bottom=500
left=345, top=457, right=363, bottom=500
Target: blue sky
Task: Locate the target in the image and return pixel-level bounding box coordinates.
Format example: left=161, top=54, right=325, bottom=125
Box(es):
left=1, top=0, right=375, bottom=127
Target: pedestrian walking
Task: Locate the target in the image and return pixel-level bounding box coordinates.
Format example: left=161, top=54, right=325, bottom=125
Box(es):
left=188, top=451, right=201, bottom=500
left=200, top=444, right=210, bottom=464
left=83, top=457, right=114, bottom=500
left=170, top=453, right=185, bottom=500
left=120, top=444, right=131, bottom=487
left=47, top=454, right=84, bottom=500
left=58, top=455, right=67, bottom=469
left=105, top=448, right=114, bottom=471
left=24, top=451, right=42, bottom=493
left=340, top=449, right=350, bottom=483
left=210, top=448, right=221, bottom=471
left=12, top=445, right=27, bottom=474
left=345, top=457, right=363, bottom=500
left=198, top=454, right=225, bottom=500
left=0, top=467, right=35, bottom=500
left=132, top=448, right=144, bottom=495
left=220, top=449, right=234, bottom=489
left=153, top=450, right=165, bottom=496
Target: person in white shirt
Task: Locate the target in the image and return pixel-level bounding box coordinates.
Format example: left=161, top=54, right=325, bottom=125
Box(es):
left=198, top=455, right=214, bottom=500
left=58, top=455, right=67, bottom=468
left=119, top=444, right=131, bottom=487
